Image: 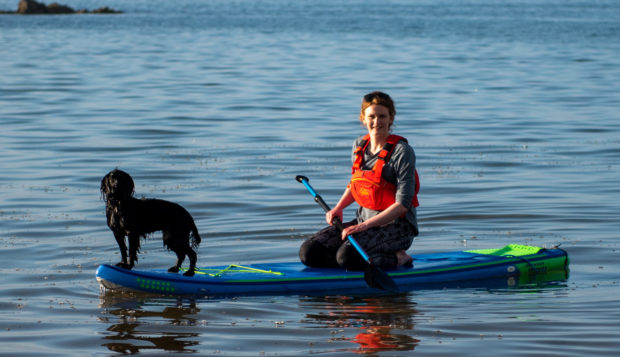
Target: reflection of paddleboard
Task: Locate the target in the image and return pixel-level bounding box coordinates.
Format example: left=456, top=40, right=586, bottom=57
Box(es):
left=96, top=244, right=569, bottom=296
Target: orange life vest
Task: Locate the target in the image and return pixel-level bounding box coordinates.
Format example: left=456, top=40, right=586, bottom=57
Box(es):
left=349, top=134, right=420, bottom=211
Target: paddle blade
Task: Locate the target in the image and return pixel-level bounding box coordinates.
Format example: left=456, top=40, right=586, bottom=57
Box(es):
left=364, top=263, right=400, bottom=293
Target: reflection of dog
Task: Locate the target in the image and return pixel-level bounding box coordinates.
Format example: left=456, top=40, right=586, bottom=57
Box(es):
left=101, top=169, right=201, bottom=276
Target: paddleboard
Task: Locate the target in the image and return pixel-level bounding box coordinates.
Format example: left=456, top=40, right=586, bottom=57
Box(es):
left=96, top=244, right=569, bottom=296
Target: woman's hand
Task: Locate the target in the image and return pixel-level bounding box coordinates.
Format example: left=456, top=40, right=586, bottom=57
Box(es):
left=341, top=222, right=367, bottom=240
left=340, top=202, right=408, bottom=240
left=326, top=189, right=354, bottom=226
left=325, top=208, right=343, bottom=226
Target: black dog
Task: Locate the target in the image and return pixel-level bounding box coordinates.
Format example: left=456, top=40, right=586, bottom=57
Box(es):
left=101, top=169, right=201, bottom=276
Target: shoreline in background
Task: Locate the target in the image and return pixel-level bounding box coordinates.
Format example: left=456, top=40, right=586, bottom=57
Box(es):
left=0, top=0, right=121, bottom=14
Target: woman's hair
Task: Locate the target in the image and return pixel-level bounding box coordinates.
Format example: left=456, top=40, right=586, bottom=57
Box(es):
left=359, top=91, right=396, bottom=123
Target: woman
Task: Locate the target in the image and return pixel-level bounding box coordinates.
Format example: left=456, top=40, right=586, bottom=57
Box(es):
left=299, top=91, right=419, bottom=270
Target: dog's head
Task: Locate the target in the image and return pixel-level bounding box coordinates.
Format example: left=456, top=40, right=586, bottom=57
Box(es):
left=101, top=169, right=135, bottom=201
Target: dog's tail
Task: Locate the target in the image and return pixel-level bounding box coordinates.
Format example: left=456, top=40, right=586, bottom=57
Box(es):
left=190, top=222, right=202, bottom=249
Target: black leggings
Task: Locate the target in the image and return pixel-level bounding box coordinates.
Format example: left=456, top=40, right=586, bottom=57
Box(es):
left=299, top=218, right=415, bottom=271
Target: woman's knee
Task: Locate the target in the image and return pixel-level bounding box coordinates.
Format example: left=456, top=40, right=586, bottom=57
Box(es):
left=336, top=242, right=367, bottom=271
left=299, top=239, right=337, bottom=268
left=299, top=239, right=316, bottom=265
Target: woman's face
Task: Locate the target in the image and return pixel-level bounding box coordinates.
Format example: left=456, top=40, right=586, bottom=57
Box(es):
left=362, top=104, right=393, bottom=138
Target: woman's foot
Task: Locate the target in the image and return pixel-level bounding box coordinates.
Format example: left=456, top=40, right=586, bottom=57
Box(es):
left=396, top=250, right=413, bottom=267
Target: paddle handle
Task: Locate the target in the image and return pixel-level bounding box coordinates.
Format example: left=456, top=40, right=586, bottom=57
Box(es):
left=296, top=175, right=371, bottom=263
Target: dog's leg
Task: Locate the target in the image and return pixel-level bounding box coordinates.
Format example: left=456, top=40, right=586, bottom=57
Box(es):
left=168, top=249, right=185, bottom=273
left=127, top=234, right=140, bottom=269
left=113, top=232, right=130, bottom=268
left=183, top=247, right=197, bottom=277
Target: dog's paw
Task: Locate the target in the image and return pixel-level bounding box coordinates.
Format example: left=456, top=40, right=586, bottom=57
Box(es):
left=116, top=262, right=132, bottom=269
left=167, top=266, right=180, bottom=273
left=183, top=269, right=195, bottom=277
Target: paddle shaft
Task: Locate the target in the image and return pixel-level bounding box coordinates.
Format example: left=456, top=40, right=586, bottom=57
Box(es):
left=296, top=175, right=400, bottom=293
left=296, top=175, right=370, bottom=262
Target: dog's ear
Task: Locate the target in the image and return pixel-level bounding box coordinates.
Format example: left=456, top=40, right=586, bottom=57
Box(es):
left=100, top=173, right=110, bottom=200
left=118, top=170, right=135, bottom=198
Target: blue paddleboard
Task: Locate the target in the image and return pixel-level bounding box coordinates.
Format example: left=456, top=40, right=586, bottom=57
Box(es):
left=96, top=244, right=569, bottom=296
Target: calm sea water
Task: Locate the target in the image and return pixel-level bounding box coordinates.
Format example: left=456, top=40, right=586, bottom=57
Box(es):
left=1, top=0, right=619, bottom=355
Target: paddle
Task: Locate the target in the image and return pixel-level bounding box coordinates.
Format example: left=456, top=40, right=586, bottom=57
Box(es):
left=296, top=175, right=400, bottom=293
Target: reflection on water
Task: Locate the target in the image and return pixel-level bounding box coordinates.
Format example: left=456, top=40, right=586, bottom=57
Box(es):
left=99, top=295, right=201, bottom=354
left=95, top=268, right=568, bottom=354
left=301, top=294, right=420, bottom=354
left=97, top=292, right=422, bottom=355
left=509, top=268, right=569, bottom=290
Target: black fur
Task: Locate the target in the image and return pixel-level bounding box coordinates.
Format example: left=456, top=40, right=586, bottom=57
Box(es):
left=101, top=169, right=201, bottom=276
